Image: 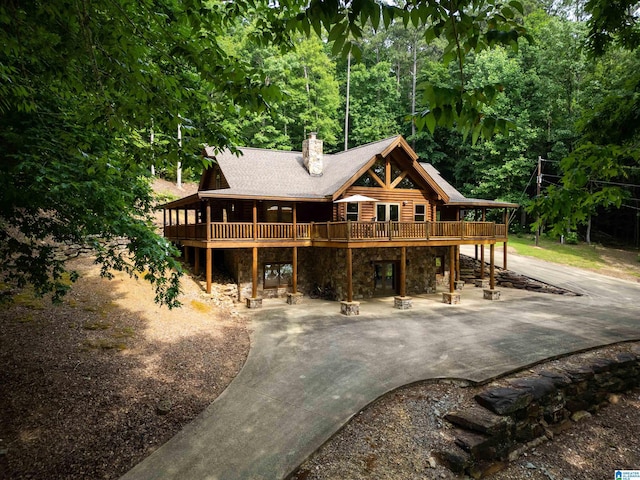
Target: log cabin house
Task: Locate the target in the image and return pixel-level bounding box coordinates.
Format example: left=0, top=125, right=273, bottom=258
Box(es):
left=161, top=134, right=517, bottom=312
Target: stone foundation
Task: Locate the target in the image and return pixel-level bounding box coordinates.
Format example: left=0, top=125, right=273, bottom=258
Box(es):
left=442, top=292, right=461, bottom=304
left=393, top=296, right=413, bottom=310
left=483, top=289, right=501, bottom=300
left=222, top=246, right=445, bottom=302
left=474, top=278, right=490, bottom=288
left=286, top=292, right=304, bottom=305
left=455, top=280, right=465, bottom=291
left=436, top=348, right=640, bottom=478
left=245, top=297, right=262, bottom=309
left=340, top=301, right=360, bottom=316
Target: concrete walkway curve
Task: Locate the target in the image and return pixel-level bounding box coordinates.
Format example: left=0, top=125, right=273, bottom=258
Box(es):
left=121, top=253, right=640, bottom=480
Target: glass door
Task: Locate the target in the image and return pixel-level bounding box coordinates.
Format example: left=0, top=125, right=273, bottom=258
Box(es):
left=376, top=203, right=399, bottom=221
left=374, top=262, right=397, bottom=295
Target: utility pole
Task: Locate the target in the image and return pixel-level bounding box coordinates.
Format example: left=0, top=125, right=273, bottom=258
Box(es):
left=344, top=52, right=351, bottom=151
left=535, top=156, right=542, bottom=246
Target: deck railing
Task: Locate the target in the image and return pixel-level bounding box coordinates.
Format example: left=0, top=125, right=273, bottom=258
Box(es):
left=164, top=220, right=507, bottom=243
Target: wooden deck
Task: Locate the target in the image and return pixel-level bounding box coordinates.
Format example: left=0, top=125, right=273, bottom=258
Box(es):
left=164, top=221, right=508, bottom=247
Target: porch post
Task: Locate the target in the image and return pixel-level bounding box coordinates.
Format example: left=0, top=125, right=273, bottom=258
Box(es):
left=194, top=247, right=200, bottom=275
left=503, top=208, right=508, bottom=270
left=449, top=245, right=455, bottom=294
left=246, top=246, right=262, bottom=308
left=346, top=247, right=353, bottom=303
left=252, top=247, right=258, bottom=298
left=480, top=208, right=486, bottom=279
left=205, top=248, right=212, bottom=294
left=292, top=246, right=298, bottom=293
left=293, top=202, right=297, bottom=241
left=253, top=200, right=257, bottom=241
left=490, top=243, right=495, bottom=290
left=205, top=201, right=211, bottom=241
left=399, top=246, right=406, bottom=297
left=456, top=245, right=460, bottom=281
left=340, top=247, right=359, bottom=315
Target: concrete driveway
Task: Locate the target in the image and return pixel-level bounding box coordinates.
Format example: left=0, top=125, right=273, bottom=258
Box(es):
left=122, top=252, right=640, bottom=480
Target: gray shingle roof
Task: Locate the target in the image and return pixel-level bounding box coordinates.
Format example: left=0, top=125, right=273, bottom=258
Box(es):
left=201, top=137, right=399, bottom=200
left=418, top=162, right=519, bottom=208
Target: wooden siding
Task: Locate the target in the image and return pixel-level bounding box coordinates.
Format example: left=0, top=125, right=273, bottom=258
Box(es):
left=340, top=186, right=437, bottom=222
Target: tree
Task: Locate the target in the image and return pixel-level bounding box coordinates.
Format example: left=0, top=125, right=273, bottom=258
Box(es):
left=3, top=0, right=636, bottom=305
left=345, top=62, right=402, bottom=147
left=0, top=1, right=283, bottom=306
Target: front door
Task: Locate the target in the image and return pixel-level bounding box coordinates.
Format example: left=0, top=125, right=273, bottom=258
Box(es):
left=374, top=262, right=397, bottom=296
left=376, top=203, right=399, bottom=222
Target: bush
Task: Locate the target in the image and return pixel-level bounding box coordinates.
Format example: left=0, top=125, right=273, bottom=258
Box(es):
left=564, top=231, right=579, bottom=245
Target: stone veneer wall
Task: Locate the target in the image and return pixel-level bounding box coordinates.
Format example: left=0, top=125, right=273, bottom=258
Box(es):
left=437, top=347, right=640, bottom=478
left=222, top=246, right=445, bottom=301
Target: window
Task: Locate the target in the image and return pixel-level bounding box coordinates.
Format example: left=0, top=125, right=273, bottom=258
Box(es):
left=414, top=204, right=426, bottom=222
left=396, top=175, right=418, bottom=189
left=263, top=263, right=293, bottom=289
left=264, top=203, right=293, bottom=223
left=354, top=171, right=381, bottom=187
left=346, top=202, right=359, bottom=221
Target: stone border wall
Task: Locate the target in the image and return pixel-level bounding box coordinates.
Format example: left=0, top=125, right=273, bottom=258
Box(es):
left=460, top=255, right=579, bottom=296
left=436, top=344, right=640, bottom=478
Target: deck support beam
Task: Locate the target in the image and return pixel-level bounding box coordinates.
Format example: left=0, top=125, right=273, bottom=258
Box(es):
left=346, top=247, right=353, bottom=303
left=252, top=247, right=258, bottom=299
left=449, top=245, right=455, bottom=294
left=292, top=246, right=298, bottom=294
left=206, top=248, right=212, bottom=294
left=442, top=245, right=461, bottom=304
left=247, top=246, right=262, bottom=308
left=503, top=241, right=508, bottom=270
left=399, top=246, right=406, bottom=297
left=340, top=247, right=359, bottom=315
left=490, top=243, right=496, bottom=290
left=394, top=246, right=412, bottom=309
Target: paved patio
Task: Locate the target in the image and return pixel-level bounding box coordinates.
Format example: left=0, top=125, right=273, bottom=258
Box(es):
left=121, top=253, right=640, bottom=480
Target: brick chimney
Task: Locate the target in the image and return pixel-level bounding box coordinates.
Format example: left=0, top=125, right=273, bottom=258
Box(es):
left=302, top=132, right=323, bottom=177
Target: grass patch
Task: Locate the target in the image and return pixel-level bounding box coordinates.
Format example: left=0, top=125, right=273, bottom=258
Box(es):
left=190, top=299, right=211, bottom=313
left=111, top=327, right=135, bottom=339
left=13, top=290, right=45, bottom=310
left=508, top=236, right=605, bottom=270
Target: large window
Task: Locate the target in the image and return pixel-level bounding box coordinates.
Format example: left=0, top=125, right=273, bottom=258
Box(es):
left=346, top=202, right=359, bottom=221
left=264, top=263, right=293, bottom=289
left=414, top=204, right=426, bottom=222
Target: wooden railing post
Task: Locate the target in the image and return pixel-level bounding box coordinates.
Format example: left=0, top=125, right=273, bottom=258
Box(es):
left=388, top=220, right=392, bottom=241
left=461, top=220, right=465, bottom=240
left=347, top=220, right=351, bottom=241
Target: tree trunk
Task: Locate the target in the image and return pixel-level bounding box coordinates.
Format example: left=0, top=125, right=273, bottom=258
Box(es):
left=344, top=52, right=350, bottom=151
left=411, top=39, right=417, bottom=148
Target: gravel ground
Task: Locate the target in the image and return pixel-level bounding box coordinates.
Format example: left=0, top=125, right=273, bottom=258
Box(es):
left=0, top=254, right=248, bottom=480
left=293, top=345, right=640, bottom=480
